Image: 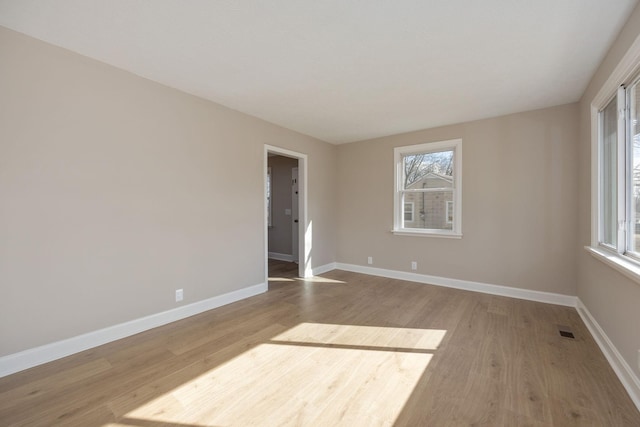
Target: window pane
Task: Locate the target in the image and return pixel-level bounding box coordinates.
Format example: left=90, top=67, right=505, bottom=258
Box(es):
left=446, top=201, right=454, bottom=224
left=403, top=202, right=414, bottom=222
left=629, top=83, right=640, bottom=254
left=402, top=190, right=453, bottom=230
left=403, top=151, right=454, bottom=190
left=600, top=97, right=617, bottom=246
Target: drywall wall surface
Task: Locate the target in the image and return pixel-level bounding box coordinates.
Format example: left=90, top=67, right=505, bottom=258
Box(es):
left=0, top=27, right=337, bottom=356
left=337, top=103, right=579, bottom=296
left=577, top=2, right=640, bottom=378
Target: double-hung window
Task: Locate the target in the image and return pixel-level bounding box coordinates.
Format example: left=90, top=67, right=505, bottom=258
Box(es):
left=594, top=73, right=640, bottom=265
left=393, top=139, right=462, bottom=237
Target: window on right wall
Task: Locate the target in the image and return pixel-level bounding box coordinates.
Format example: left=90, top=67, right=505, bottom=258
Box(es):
left=393, top=139, right=462, bottom=238
left=596, top=73, right=640, bottom=260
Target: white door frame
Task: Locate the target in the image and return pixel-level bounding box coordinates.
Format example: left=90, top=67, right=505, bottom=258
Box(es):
left=291, top=167, right=299, bottom=264
left=264, top=145, right=310, bottom=281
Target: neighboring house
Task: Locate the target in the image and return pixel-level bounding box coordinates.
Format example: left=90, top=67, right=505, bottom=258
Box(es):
left=404, top=172, right=453, bottom=230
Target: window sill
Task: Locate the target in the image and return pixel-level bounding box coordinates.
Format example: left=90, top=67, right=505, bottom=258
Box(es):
left=392, top=229, right=462, bottom=239
left=585, top=246, right=640, bottom=285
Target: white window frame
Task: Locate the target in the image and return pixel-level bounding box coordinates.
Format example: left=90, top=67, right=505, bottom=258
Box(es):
left=393, top=139, right=462, bottom=238
left=588, top=39, right=640, bottom=284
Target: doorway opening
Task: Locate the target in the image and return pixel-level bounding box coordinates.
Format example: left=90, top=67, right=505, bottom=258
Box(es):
left=264, top=145, right=309, bottom=283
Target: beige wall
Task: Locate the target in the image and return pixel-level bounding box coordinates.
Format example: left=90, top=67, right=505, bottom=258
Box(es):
left=337, top=103, right=579, bottom=296
left=267, top=155, right=297, bottom=256
left=0, top=27, right=337, bottom=356
left=577, top=2, right=640, bottom=378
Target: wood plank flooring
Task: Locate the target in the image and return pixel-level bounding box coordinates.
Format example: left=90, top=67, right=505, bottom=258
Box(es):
left=1, top=263, right=639, bottom=426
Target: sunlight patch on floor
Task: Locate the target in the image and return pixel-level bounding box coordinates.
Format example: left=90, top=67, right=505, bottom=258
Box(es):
left=115, top=323, right=442, bottom=426
left=268, top=276, right=345, bottom=284
left=267, top=276, right=296, bottom=282
left=272, top=322, right=446, bottom=351
left=119, top=344, right=432, bottom=426
left=295, top=276, right=346, bottom=284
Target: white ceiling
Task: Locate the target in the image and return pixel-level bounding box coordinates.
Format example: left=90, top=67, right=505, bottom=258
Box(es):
left=0, top=1, right=637, bottom=144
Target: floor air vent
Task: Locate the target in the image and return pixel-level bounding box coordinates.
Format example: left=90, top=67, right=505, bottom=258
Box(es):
left=559, top=329, right=575, bottom=339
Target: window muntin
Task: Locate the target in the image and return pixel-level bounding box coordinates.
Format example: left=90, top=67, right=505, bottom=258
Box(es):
left=394, top=139, right=462, bottom=237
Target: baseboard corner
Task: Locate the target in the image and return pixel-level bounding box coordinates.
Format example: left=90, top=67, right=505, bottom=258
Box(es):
left=312, top=262, right=337, bottom=276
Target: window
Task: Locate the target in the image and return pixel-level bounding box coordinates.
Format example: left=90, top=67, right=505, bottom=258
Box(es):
left=393, top=139, right=462, bottom=237
left=595, top=74, right=640, bottom=261
left=404, top=202, right=414, bottom=222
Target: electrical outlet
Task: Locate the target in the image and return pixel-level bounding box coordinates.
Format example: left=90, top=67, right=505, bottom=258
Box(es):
left=367, top=256, right=373, bottom=265
left=175, top=289, right=184, bottom=302
left=411, top=261, right=417, bottom=270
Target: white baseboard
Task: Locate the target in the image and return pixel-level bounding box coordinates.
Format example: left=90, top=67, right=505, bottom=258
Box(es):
left=268, top=252, right=294, bottom=262
left=334, top=263, right=577, bottom=307
left=576, top=299, right=640, bottom=411
left=0, top=282, right=267, bottom=378
left=312, top=262, right=337, bottom=276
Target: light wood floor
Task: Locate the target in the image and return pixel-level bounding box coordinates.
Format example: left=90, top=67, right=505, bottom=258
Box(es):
left=1, top=265, right=639, bottom=426
left=267, top=258, right=299, bottom=279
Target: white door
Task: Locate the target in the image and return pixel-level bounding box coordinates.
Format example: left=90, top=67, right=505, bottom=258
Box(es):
left=292, top=167, right=299, bottom=263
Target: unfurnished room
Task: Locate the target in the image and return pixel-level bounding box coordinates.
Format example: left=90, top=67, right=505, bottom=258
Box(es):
left=2, top=1, right=640, bottom=426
